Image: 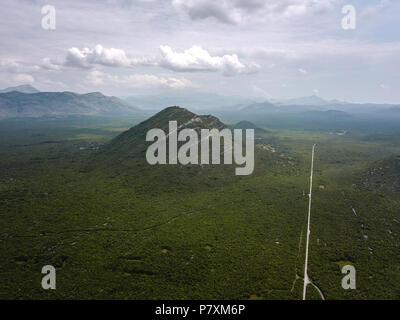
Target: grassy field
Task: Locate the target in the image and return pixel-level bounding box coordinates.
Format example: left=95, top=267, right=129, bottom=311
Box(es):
left=0, top=115, right=399, bottom=299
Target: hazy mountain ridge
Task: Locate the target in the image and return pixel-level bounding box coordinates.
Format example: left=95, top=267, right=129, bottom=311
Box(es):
left=0, top=91, right=141, bottom=119
left=271, top=95, right=333, bottom=106
left=1, top=86, right=399, bottom=121
left=0, top=84, right=40, bottom=94
left=123, top=92, right=260, bottom=111
left=218, top=96, right=400, bottom=125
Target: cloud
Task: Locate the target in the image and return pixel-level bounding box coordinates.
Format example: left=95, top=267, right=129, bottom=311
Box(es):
left=298, top=68, right=308, bottom=75
left=64, top=44, right=154, bottom=68
left=41, top=58, right=62, bottom=71
left=159, top=45, right=259, bottom=76
left=87, top=70, right=193, bottom=89
left=0, top=59, right=38, bottom=85
left=36, top=78, right=67, bottom=90
left=0, top=0, right=396, bottom=103
left=46, top=44, right=258, bottom=77
left=251, top=85, right=271, bottom=98
left=172, top=0, right=337, bottom=24
left=12, top=73, right=35, bottom=83
left=172, top=0, right=240, bottom=24
left=124, top=74, right=193, bottom=88
left=360, top=0, right=391, bottom=19
left=0, top=59, right=40, bottom=73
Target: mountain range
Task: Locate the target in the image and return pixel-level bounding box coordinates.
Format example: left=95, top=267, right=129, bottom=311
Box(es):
left=1, top=84, right=399, bottom=121
left=0, top=90, right=140, bottom=119
left=122, top=91, right=259, bottom=111
left=0, top=84, right=40, bottom=94
left=270, top=95, right=346, bottom=106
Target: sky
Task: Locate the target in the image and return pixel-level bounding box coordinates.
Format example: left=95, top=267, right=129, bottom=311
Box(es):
left=0, top=0, right=399, bottom=104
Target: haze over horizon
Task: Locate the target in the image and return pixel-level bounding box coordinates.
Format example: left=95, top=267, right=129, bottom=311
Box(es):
left=3, top=83, right=395, bottom=108
left=1, top=0, right=399, bottom=104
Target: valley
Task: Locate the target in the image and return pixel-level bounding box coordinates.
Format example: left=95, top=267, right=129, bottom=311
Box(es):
left=0, top=110, right=399, bottom=299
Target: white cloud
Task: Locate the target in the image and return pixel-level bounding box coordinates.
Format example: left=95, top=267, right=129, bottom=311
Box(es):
left=298, top=68, right=308, bottom=75
left=159, top=45, right=259, bottom=76
left=360, top=0, right=391, bottom=19
left=48, top=44, right=258, bottom=77
left=124, top=74, right=193, bottom=88
left=0, top=59, right=39, bottom=85
left=0, top=59, right=40, bottom=73
left=172, top=0, right=337, bottom=24
left=87, top=70, right=109, bottom=85
left=87, top=70, right=193, bottom=89
left=12, top=73, right=35, bottom=83
left=41, top=58, right=62, bottom=71
left=36, top=78, right=67, bottom=90
left=64, top=44, right=154, bottom=68
left=251, top=85, right=271, bottom=98
left=172, top=0, right=240, bottom=24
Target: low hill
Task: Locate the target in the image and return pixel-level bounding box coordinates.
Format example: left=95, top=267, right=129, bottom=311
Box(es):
left=99, top=106, right=226, bottom=160
left=89, top=106, right=269, bottom=193
left=0, top=91, right=140, bottom=119
left=234, top=120, right=268, bottom=134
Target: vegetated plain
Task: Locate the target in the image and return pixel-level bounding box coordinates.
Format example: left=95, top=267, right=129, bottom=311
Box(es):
left=0, top=111, right=399, bottom=300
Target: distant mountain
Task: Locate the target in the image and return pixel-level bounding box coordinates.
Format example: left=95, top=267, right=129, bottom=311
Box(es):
left=274, top=95, right=330, bottom=106
left=233, top=121, right=268, bottom=134
left=123, top=92, right=400, bottom=118
left=0, top=91, right=141, bottom=119
left=238, top=101, right=277, bottom=113
left=123, top=92, right=261, bottom=111
left=0, top=84, right=40, bottom=94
